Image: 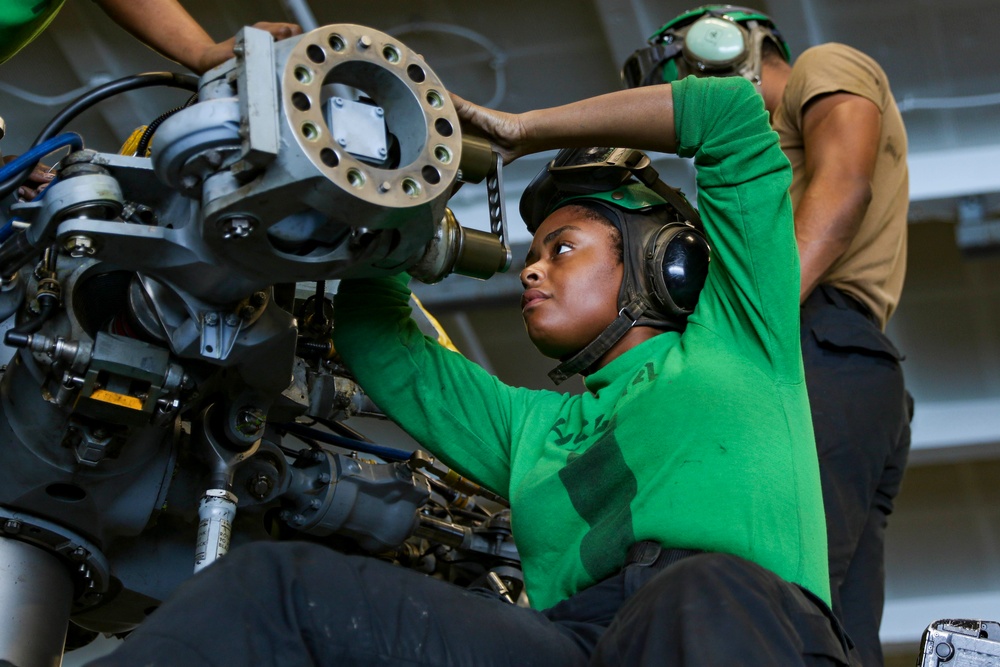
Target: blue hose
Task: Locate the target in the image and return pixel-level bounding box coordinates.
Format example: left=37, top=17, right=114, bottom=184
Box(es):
left=0, top=132, right=83, bottom=182
left=0, top=133, right=80, bottom=243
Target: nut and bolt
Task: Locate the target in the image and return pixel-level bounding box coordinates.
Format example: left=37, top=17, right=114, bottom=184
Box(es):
left=234, top=406, right=266, bottom=436
left=204, top=312, right=219, bottom=327
left=247, top=473, right=274, bottom=500
left=218, top=217, right=254, bottom=240
left=225, top=313, right=240, bottom=327
left=250, top=291, right=268, bottom=307
left=65, top=235, right=96, bottom=258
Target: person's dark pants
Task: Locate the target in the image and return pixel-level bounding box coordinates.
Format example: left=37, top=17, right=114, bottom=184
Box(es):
left=802, top=285, right=913, bottom=667
left=85, top=541, right=851, bottom=667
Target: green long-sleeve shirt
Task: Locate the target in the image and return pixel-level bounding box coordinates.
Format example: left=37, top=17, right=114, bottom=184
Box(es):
left=333, top=75, right=830, bottom=610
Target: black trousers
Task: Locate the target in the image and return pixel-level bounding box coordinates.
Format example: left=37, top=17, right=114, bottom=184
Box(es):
left=801, top=286, right=913, bottom=667
left=86, top=541, right=851, bottom=667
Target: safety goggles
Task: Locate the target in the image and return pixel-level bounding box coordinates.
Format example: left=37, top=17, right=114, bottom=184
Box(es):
left=620, top=42, right=684, bottom=89
left=519, top=147, right=702, bottom=234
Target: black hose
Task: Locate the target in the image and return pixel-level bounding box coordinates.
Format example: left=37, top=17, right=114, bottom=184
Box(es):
left=7, top=291, right=57, bottom=339
left=135, top=93, right=198, bottom=157
left=0, top=72, right=199, bottom=200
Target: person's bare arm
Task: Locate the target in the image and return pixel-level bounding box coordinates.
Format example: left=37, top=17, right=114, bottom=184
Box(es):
left=453, top=85, right=678, bottom=163
left=795, top=92, right=881, bottom=302
left=94, top=0, right=301, bottom=74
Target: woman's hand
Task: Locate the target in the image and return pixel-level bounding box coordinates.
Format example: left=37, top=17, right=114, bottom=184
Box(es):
left=196, top=22, right=302, bottom=73
left=451, top=93, right=528, bottom=164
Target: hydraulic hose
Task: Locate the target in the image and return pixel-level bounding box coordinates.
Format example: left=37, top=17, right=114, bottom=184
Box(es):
left=276, top=422, right=413, bottom=462
left=0, top=72, right=199, bottom=200
left=5, top=291, right=58, bottom=344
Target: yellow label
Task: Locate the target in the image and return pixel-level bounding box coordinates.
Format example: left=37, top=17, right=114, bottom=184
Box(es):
left=90, top=389, right=143, bottom=410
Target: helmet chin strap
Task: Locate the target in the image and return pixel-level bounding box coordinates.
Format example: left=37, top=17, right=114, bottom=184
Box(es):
left=547, top=295, right=648, bottom=385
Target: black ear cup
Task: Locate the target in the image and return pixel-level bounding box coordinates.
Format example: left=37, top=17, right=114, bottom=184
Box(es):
left=646, top=223, right=711, bottom=316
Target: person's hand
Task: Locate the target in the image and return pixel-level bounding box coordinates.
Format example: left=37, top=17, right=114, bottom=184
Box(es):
left=195, top=21, right=303, bottom=74
left=451, top=93, right=527, bottom=164
left=2, top=156, right=55, bottom=201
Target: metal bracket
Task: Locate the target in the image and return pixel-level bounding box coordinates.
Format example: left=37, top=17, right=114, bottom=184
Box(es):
left=234, top=26, right=279, bottom=171
left=486, top=152, right=513, bottom=272
left=200, top=312, right=243, bottom=360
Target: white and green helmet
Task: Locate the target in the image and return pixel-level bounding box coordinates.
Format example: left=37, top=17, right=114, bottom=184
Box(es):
left=621, top=5, right=790, bottom=89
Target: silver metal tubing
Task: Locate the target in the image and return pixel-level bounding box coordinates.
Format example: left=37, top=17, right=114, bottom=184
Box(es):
left=0, top=537, right=74, bottom=667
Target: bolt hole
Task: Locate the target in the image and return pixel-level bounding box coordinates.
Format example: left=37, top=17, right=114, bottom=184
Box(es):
left=402, top=178, right=422, bottom=197
left=302, top=122, right=320, bottom=141
left=434, top=118, right=454, bottom=137
left=407, top=64, right=426, bottom=83
left=329, top=34, right=346, bottom=52
left=306, top=44, right=325, bottom=63
left=46, top=483, right=87, bottom=502
left=383, top=45, right=401, bottom=63
left=205, top=345, right=214, bottom=353
left=294, top=66, right=313, bottom=84
left=421, top=166, right=441, bottom=185
left=434, top=145, right=453, bottom=164
left=291, top=92, right=311, bottom=111
left=426, top=90, right=444, bottom=108
left=347, top=169, right=366, bottom=188
left=320, top=148, right=339, bottom=167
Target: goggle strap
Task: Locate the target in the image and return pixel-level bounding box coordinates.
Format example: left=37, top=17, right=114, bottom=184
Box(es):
left=632, top=165, right=705, bottom=234
left=547, top=296, right=648, bottom=385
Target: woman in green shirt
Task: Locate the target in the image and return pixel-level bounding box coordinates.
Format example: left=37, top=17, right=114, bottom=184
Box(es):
left=86, top=75, right=853, bottom=667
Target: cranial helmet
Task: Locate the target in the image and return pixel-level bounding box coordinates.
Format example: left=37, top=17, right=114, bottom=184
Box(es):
left=520, top=147, right=711, bottom=384
left=620, top=5, right=790, bottom=89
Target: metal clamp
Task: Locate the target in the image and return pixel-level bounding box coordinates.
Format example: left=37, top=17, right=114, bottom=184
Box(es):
left=486, top=152, right=512, bottom=273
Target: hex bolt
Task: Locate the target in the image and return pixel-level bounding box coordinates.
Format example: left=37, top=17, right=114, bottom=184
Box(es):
left=225, top=313, right=240, bottom=327
left=246, top=473, right=274, bottom=500
left=64, top=235, right=96, bottom=258
left=204, top=312, right=219, bottom=327
left=235, top=406, right=266, bottom=436
left=317, top=472, right=332, bottom=485
left=3, top=520, right=21, bottom=534
left=309, top=498, right=322, bottom=509
left=250, top=291, right=268, bottom=307
left=218, top=217, right=254, bottom=240
left=239, top=305, right=256, bottom=321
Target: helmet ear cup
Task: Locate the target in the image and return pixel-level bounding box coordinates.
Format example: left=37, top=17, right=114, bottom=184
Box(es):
left=646, top=223, right=711, bottom=317
left=683, top=16, right=748, bottom=68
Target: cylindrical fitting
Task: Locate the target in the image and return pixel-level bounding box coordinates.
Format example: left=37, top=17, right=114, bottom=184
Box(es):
left=409, top=208, right=511, bottom=283
left=194, top=489, right=238, bottom=573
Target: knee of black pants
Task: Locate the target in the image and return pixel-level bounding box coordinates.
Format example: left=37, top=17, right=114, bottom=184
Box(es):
left=194, top=540, right=354, bottom=608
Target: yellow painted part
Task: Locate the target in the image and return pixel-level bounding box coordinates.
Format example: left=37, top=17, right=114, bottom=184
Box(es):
left=119, top=126, right=150, bottom=157
left=90, top=389, right=143, bottom=411
left=411, top=294, right=460, bottom=354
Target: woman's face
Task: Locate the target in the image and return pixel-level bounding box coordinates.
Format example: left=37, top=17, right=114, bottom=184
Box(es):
left=519, top=206, right=623, bottom=360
